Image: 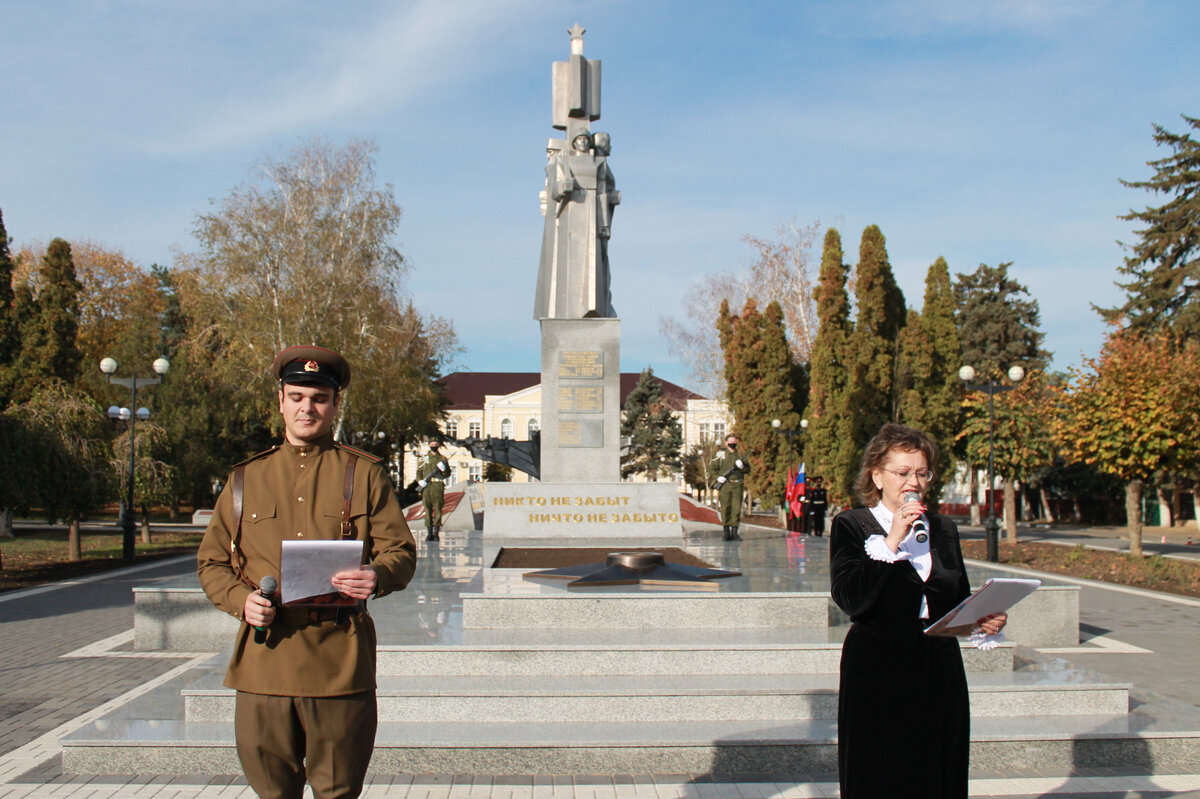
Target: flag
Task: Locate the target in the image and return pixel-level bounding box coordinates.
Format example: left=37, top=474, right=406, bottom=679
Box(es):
left=786, top=462, right=806, bottom=517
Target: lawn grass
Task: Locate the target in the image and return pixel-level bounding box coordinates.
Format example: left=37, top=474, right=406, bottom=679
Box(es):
left=0, top=528, right=204, bottom=593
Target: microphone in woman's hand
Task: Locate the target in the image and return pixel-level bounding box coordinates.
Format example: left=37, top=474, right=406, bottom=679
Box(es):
left=902, top=491, right=929, bottom=543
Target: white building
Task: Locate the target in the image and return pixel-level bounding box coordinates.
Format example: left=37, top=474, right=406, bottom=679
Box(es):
left=401, top=372, right=733, bottom=489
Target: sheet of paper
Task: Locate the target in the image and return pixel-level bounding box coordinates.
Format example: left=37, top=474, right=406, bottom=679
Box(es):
left=924, top=577, right=1041, bottom=635
left=280, top=539, right=365, bottom=604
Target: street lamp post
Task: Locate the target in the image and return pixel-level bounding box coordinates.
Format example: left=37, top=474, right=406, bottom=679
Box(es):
left=100, top=356, right=169, bottom=560
left=770, top=417, right=808, bottom=456
left=771, top=418, right=808, bottom=528
left=958, top=364, right=1024, bottom=563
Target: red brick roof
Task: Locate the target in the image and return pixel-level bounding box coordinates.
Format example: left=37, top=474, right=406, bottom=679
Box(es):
left=437, top=372, right=706, bottom=411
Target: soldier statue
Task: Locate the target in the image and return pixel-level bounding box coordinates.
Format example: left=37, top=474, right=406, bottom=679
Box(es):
left=533, top=24, right=619, bottom=320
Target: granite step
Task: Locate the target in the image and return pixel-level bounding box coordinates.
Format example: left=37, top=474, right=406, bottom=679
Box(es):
left=180, top=672, right=1129, bottom=723
left=376, top=635, right=1016, bottom=676
left=461, top=592, right=831, bottom=630
left=63, top=711, right=1200, bottom=776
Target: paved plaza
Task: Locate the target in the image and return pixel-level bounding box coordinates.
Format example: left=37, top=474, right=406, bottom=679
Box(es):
left=3, top=522, right=1200, bottom=798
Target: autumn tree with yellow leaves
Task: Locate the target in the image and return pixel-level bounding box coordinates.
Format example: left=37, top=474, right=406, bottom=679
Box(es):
left=1055, top=330, right=1200, bottom=556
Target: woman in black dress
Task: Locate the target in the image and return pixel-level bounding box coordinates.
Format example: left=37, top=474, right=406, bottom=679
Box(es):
left=830, top=423, right=1006, bottom=799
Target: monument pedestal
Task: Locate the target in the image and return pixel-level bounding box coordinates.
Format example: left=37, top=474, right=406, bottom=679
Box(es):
left=481, top=317, right=680, bottom=538
left=483, top=481, right=680, bottom=538
left=539, top=318, right=620, bottom=482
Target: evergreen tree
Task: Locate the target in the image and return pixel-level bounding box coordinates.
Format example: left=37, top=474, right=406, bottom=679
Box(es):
left=807, top=228, right=857, bottom=504
left=954, top=261, right=1049, bottom=525
left=1099, top=115, right=1200, bottom=337
left=619, top=368, right=683, bottom=481
left=896, top=257, right=963, bottom=506
left=846, top=225, right=906, bottom=463
left=0, top=210, right=16, bottom=383
left=718, top=298, right=798, bottom=508
left=21, top=239, right=84, bottom=390
left=954, top=262, right=1049, bottom=378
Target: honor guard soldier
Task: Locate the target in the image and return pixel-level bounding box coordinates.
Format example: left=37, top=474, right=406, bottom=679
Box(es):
left=417, top=440, right=450, bottom=541
left=710, top=433, right=750, bottom=540
left=197, top=345, right=417, bottom=799
left=808, top=475, right=829, bottom=536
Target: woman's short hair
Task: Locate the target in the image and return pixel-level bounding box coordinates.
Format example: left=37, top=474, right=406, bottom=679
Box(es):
left=854, top=423, right=939, bottom=507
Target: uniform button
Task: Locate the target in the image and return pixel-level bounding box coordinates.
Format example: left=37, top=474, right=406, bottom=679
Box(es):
left=297, top=532, right=305, bottom=538
left=297, top=497, right=304, bottom=503
left=300, top=451, right=308, bottom=458
left=300, top=464, right=307, bottom=469
left=250, top=513, right=258, bottom=519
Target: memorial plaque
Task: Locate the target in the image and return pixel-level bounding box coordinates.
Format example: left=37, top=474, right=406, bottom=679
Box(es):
left=558, top=350, right=604, bottom=379
left=557, top=385, right=603, bottom=413
left=558, top=418, right=604, bottom=448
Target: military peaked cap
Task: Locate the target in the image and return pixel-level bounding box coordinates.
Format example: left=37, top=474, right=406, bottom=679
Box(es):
left=272, top=345, right=351, bottom=391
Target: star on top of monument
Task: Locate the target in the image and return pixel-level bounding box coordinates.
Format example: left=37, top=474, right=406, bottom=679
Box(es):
left=568, top=23, right=586, bottom=40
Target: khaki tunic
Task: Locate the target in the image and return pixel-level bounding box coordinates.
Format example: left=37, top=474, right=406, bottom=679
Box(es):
left=417, top=452, right=449, bottom=527
left=197, top=435, right=417, bottom=698
left=710, top=447, right=750, bottom=526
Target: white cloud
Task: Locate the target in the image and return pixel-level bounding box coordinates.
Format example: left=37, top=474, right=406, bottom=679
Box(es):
left=152, top=0, right=545, bottom=153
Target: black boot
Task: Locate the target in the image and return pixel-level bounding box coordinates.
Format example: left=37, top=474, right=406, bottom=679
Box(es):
left=722, top=525, right=731, bottom=540
left=731, top=525, right=742, bottom=541
left=425, top=525, right=437, bottom=542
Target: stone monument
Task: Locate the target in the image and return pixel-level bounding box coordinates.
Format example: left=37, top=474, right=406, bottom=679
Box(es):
left=485, top=25, right=680, bottom=538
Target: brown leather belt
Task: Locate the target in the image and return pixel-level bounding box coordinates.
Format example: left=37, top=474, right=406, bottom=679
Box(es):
left=279, top=606, right=360, bottom=627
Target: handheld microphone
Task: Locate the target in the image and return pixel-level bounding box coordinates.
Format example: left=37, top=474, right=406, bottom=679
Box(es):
left=902, top=491, right=929, bottom=543
left=253, top=575, right=278, bottom=644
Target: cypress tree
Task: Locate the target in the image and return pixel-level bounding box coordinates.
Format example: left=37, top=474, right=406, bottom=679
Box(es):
left=807, top=228, right=857, bottom=504
left=718, top=298, right=797, bottom=508
left=896, top=257, right=963, bottom=506
left=0, top=211, right=15, bottom=367
left=619, top=367, right=683, bottom=481
left=1099, top=115, right=1200, bottom=337
left=0, top=211, right=17, bottom=410
left=847, top=225, right=906, bottom=457
left=22, top=238, right=84, bottom=388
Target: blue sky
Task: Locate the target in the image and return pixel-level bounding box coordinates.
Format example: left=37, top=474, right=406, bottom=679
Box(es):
left=3, top=0, right=1197, bottom=395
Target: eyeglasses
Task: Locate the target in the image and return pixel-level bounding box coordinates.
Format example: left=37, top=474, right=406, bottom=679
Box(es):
left=880, top=467, right=934, bottom=483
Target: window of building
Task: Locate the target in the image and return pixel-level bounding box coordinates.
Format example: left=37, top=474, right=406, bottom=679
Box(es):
left=468, top=420, right=482, bottom=438
left=445, top=419, right=458, bottom=439
left=713, top=421, right=726, bottom=440
left=699, top=422, right=712, bottom=441
left=527, top=418, right=540, bottom=438
left=468, top=462, right=483, bottom=482
left=500, top=418, right=513, bottom=439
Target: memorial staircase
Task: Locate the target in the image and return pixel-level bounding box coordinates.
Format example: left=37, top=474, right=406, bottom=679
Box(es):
left=62, top=532, right=1200, bottom=777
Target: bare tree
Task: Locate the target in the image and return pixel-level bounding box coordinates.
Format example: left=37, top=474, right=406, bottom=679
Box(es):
left=661, top=220, right=820, bottom=397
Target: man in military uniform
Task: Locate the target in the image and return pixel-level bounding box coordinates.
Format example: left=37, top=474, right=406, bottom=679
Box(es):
left=198, top=345, right=417, bottom=799
left=710, top=433, right=750, bottom=541
left=807, top=475, right=829, bottom=536
left=416, top=440, right=450, bottom=541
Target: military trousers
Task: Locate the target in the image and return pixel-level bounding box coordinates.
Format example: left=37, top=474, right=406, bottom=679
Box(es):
left=234, top=690, right=377, bottom=799
left=422, top=481, right=445, bottom=528
left=718, top=480, right=745, bottom=527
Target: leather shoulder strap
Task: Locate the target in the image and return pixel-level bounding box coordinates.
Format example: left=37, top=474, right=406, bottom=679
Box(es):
left=229, top=465, right=253, bottom=588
